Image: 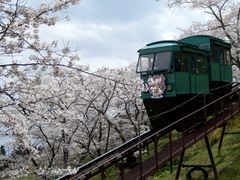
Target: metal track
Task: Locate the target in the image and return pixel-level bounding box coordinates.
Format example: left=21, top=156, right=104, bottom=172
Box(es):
left=59, top=83, right=240, bottom=180
left=58, top=130, right=159, bottom=180
left=122, top=103, right=240, bottom=179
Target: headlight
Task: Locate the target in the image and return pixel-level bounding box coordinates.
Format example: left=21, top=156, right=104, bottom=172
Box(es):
left=167, top=84, right=173, bottom=91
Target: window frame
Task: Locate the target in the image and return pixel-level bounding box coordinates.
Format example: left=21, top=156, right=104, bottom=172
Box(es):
left=153, top=52, right=172, bottom=72
left=174, top=52, right=189, bottom=72
left=136, top=54, right=155, bottom=73
left=224, top=49, right=231, bottom=65
left=137, top=51, right=173, bottom=73
left=191, top=54, right=208, bottom=74
left=211, top=45, right=232, bottom=65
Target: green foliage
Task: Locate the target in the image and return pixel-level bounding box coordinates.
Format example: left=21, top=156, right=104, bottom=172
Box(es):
left=153, top=166, right=171, bottom=179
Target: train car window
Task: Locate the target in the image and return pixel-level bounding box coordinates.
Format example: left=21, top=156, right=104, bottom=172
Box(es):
left=137, top=54, right=154, bottom=72
left=211, top=45, right=230, bottom=64
left=210, top=45, right=218, bottom=62
left=191, top=55, right=197, bottom=73
left=154, top=52, right=171, bottom=71
left=199, top=44, right=210, bottom=51
left=219, top=47, right=225, bottom=64
left=225, top=50, right=231, bottom=65
left=174, top=52, right=188, bottom=72
left=196, top=55, right=208, bottom=73
left=192, top=55, right=207, bottom=74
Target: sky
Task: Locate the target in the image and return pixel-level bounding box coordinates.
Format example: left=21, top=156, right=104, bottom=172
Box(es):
left=40, top=0, right=207, bottom=70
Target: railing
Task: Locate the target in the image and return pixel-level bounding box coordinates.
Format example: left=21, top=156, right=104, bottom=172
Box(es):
left=59, top=82, right=240, bottom=180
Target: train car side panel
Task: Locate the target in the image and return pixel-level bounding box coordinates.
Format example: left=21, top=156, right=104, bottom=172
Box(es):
left=175, top=72, right=190, bottom=94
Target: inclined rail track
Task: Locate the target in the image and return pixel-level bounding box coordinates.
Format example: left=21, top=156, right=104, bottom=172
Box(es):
left=59, top=83, right=240, bottom=180
left=122, top=104, right=240, bottom=179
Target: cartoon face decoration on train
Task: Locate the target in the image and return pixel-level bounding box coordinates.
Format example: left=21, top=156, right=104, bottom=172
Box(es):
left=141, top=74, right=166, bottom=98
left=148, top=75, right=166, bottom=98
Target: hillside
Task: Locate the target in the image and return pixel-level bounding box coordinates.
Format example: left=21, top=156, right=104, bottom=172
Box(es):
left=151, top=114, right=240, bottom=180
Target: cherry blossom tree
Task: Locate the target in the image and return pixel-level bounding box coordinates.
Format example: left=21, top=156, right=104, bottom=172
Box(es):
left=168, top=0, right=240, bottom=68
left=0, top=1, right=149, bottom=178
left=72, top=67, right=148, bottom=159
left=0, top=64, right=148, bottom=178
left=0, top=0, right=81, bottom=178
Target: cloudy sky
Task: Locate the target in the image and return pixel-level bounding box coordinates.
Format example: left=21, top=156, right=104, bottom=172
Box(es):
left=40, top=0, right=206, bottom=70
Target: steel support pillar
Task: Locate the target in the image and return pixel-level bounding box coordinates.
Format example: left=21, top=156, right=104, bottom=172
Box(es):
left=175, top=151, right=184, bottom=180
left=218, top=124, right=226, bottom=152
left=175, top=135, right=218, bottom=180
left=205, top=135, right=218, bottom=180
left=218, top=124, right=240, bottom=152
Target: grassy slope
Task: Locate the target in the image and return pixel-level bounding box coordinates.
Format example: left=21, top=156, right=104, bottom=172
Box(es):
left=151, top=114, right=240, bottom=180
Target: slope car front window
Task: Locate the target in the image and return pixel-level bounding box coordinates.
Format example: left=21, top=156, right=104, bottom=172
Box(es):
left=137, top=54, right=154, bottom=72
left=154, top=52, right=171, bottom=71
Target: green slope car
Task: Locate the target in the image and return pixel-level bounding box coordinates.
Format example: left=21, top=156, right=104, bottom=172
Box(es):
left=136, top=35, right=232, bottom=131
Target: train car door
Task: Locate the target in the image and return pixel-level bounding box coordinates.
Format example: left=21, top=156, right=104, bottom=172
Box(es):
left=210, top=45, right=221, bottom=81
left=190, top=54, right=209, bottom=94
left=219, top=48, right=232, bottom=82
left=174, top=52, right=190, bottom=94
left=210, top=45, right=232, bottom=82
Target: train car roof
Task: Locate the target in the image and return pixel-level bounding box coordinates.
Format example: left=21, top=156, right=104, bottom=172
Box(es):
left=179, top=35, right=231, bottom=49
left=138, top=40, right=206, bottom=54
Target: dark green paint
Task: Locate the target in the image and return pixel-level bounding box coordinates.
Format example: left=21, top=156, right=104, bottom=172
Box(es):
left=180, top=35, right=232, bottom=83
left=180, top=35, right=231, bottom=49
left=137, top=35, right=232, bottom=100
left=175, top=72, right=190, bottom=94
left=210, top=62, right=221, bottom=81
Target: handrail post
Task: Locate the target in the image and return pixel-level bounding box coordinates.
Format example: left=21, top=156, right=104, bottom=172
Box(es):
left=154, top=135, right=159, bottom=171
left=175, top=151, right=184, bottom=180
left=231, top=100, right=233, bottom=117
left=204, top=94, right=208, bottom=136
left=218, top=124, right=226, bottom=152
left=239, top=101, right=240, bottom=112
left=120, top=154, right=124, bottom=180
left=182, top=118, right=185, bottom=150
left=169, top=128, right=173, bottom=173
left=204, top=94, right=207, bottom=122
left=100, top=165, right=106, bottom=180
left=194, top=108, right=197, bottom=143
left=139, top=141, right=143, bottom=180
left=205, top=135, right=218, bottom=180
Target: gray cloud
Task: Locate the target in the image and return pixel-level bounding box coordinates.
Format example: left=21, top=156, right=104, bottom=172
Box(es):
left=69, top=0, right=166, bottom=23
left=40, top=0, right=206, bottom=70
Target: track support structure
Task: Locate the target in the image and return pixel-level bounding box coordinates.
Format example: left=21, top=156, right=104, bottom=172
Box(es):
left=175, top=135, right=218, bottom=180
left=218, top=123, right=240, bottom=152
